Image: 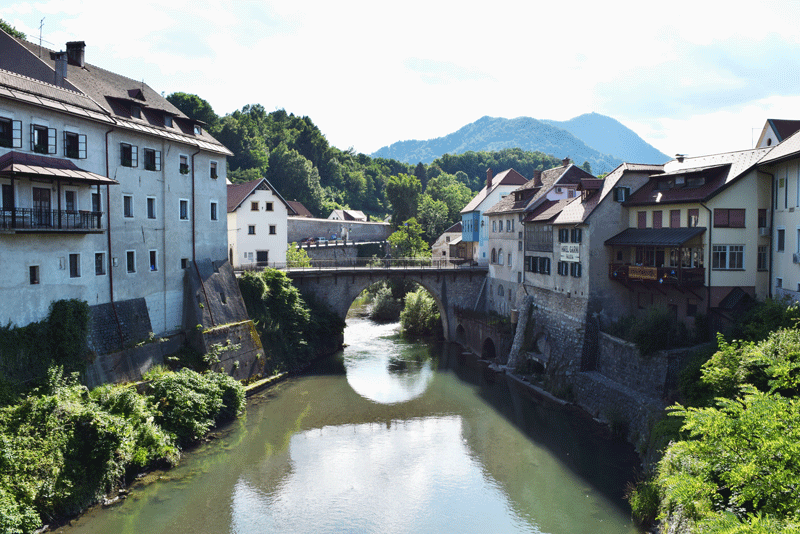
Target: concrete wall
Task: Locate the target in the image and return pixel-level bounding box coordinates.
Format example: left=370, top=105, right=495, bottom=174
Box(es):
left=288, top=217, right=391, bottom=244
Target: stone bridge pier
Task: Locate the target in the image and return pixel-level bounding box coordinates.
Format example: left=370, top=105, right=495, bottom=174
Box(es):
left=286, top=267, right=487, bottom=342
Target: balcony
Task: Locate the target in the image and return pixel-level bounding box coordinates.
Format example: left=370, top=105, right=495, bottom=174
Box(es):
left=0, top=208, right=104, bottom=233
left=609, top=263, right=705, bottom=286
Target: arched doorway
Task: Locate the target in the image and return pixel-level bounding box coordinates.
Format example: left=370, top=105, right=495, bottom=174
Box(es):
left=481, top=337, right=496, bottom=361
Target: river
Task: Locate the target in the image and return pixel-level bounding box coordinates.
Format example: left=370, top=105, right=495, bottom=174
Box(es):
left=60, top=314, right=643, bottom=534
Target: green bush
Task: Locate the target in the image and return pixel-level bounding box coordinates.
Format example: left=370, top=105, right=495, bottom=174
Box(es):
left=400, top=287, right=441, bottom=337
left=625, top=477, right=660, bottom=527
left=731, top=297, right=800, bottom=343
left=370, top=284, right=403, bottom=323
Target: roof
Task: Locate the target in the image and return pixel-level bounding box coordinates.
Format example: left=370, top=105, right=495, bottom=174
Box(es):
left=768, top=119, right=800, bottom=143
left=0, top=31, right=231, bottom=156
left=444, top=221, right=462, bottom=233
left=330, top=209, right=368, bottom=221
left=484, top=163, right=592, bottom=216
left=523, top=198, right=573, bottom=223
left=460, top=168, right=528, bottom=214
left=624, top=148, right=771, bottom=206
left=604, top=227, right=706, bottom=247
left=0, top=150, right=118, bottom=185
left=286, top=200, right=313, bottom=218
left=758, top=126, right=800, bottom=166
left=227, top=178, right=292, bottom=213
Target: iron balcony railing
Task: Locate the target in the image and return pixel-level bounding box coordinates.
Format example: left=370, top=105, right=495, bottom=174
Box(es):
left=0, top=208, right=104, bottom=231
left=609, top=263, right=705, bottom=286
left=238, top=257, right=484, bottom=272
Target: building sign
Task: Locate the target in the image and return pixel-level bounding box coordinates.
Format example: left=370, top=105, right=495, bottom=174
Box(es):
left=628, top=265, right=658, bottom=280
left=560, top=244, right=580, bottom=262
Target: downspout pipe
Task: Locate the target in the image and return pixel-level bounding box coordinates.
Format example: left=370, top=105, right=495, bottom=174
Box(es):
left=105, top=128, right=124, bottom=345
left=759, top=169, right=776, bottom=299
left=700, top=202, right=712, bottom=316
left=190, top=149, right=215, bottom=327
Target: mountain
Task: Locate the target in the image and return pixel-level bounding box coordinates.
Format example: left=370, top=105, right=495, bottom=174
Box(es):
left=542, top=113, right=669, bottom=166
left=371, top=114, right=669, bottom=174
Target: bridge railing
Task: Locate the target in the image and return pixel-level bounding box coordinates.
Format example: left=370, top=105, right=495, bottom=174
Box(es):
left=238, top=257, right=482, bottom=272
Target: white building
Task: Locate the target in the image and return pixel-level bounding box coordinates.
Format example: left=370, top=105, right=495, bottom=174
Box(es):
left=0, top=31, right=231, bottom=337
left=227, top=178, right=293, bottom=268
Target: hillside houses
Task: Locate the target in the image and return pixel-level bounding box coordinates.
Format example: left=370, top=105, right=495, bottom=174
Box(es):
left=0, top=30, right=232, bottom=345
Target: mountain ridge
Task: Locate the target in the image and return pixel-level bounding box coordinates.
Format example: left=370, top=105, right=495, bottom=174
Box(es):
left=372, top=113, right=670, bottom=174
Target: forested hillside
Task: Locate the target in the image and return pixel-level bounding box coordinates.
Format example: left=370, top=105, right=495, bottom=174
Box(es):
left=168, top=93, right=564, bottom=240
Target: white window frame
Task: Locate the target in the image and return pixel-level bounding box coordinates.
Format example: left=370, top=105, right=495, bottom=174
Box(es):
left=126, top=250, right=136, bottom=273
left=146, top=196, right=157, bottom=220
left=31, top=123, right=56, bottom=154
left=63, top=130, right=87, bottom=159
left=123, top=194, right=134, bottom=218
left=143, top=148, right=162, bottom=171
left=712, top=244, right=745, bottom=270
left=179, top=199, right=189, bottom=221
left=120, top=142, right=138, bottom=168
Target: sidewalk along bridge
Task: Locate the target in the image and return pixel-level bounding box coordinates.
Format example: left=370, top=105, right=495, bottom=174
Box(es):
left=264, top=258, right=488, bottom=343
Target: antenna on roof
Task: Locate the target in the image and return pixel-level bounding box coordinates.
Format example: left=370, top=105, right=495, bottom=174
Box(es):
left=38, top=17, right=44, bottom=57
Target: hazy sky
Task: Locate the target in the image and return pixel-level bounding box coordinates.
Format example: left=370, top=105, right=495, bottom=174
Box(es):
left=3, top=1, right=800, bottom=160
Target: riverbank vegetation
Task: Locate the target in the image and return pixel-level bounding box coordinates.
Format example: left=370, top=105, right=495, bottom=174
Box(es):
left=629, top=298, right=800, bottom=532
left=0, top=367, right=245, bottom=534
left=603, top=305, right=709, bottom=355
left=400, top=288, right=441, bottom=337
left=238, top=269, right=345, bottom=373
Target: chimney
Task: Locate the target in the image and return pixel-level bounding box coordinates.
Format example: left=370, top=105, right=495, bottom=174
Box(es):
left=675, top=154, right=685, bottom=163
left=54, top=51, right=68, bottom=87
left=66, top=41, right=85, bottom=68
left=532, top=170, right=543, bottom=187
left=486, top=168, right=493, bottom=189
left=562, top=157, right=571, bottom=167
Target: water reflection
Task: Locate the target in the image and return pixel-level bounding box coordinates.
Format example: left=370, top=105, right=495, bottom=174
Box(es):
left=343, top=317, right=434, bottom=404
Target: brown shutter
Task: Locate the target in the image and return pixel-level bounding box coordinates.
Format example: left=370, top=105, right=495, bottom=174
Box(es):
left=653, top=211, right=663, bottom=229
left=714, top=209, right=729, bottom=227
left=638, top=211, right=647, bottom=229
left=670, top=210, right=680, bottom=228
left=729, top=209, right=745, bottom=228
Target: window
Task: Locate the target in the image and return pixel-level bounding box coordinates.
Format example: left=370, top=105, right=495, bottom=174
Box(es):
left=123, top=195, right=134, bottom=218
left=777, top=277, right=783, bottom=289
left=179, top=200, right=189, bottom=220
left=0, top=117, right=22, bottom=148
left=147, top=197, right=156, bottom=219
left=758, top=245, right=768, bottom=271
left=712, top=245, right=744, bottom=270
left=95, top=253, right=105, bottom=275
left=557, top=261, right=569, bottom=276
left=251, top=201, right=259, bottom=211
left=131, top=104, right=141, bottom=119
left=121, top=143, right=137, bottom=167
left=498, top=285, right=504, bottom=297
left=570, top=262, right=582, bottom=277
left=269, top=225, right=276, bottom=235
left=507, top=253, right=512, bottom=266
left=126, top=250, right=136, bottom=273
left=539, top=257, right=551, bottom=274
left=31, top=124, right=55, bottom=154
left=164, top=115, right=173, bottom=127
left=638, top=211, right=647, bottom=229
left=653, top=211, right=663, bottom=229
left=210, top=201, right=218, bottom=221
left=570, top=228, right=582, bottom=243
left=194, top=125, right=202, bottom=136
left=256, top=250, right=269, bottom=263
left=518, top=241, right=522, bottom=251
left=491, top=248, right=497, bottom=264
left=778, top=228, right=786, bottom=252
left=210, top=161, right=218, bottom=179
left=266, top=202, right=273, bottom=211
left=248, top=225, right=256, bottom=235
left=143, top=149, right=161, bottom=171
left=92, top=193, right=101, bottom=213
left=69, top=253, right=80, bottom=278
left=558, top=228, right=569, bottom=242
left=149, top=250, right=158, bottom=272
left=687, top=302, right=698, bottom=317
left=713, top=208, right=745, bottom=228
left=29, top=265, right=39, bottom=285
left=492, top=221, right=497, bottom=232
left=613, top=187, right=629, bottom=202
left=179, top=155, right=189, bottom=174
left=670, top=210, right=680, bottom=228
left=506, top=220, right=512, bottom=232
left=63, top=131, right=86, bottom=159
left=498, top=249, right=504, bottom=265
left=758, top=209, right=768, bottom=228
left=688, top=209, right=699, bottom=227
left=65, top=191, right=76, bottom=212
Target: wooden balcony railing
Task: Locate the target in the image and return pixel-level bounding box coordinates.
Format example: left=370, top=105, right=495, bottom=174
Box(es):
left=0, top=208, right=103, bottom=231
left=609, top=263, right=705, bottom=286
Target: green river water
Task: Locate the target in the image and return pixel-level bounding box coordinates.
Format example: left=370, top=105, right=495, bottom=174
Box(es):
left=59, top=314, right=643, bottom=534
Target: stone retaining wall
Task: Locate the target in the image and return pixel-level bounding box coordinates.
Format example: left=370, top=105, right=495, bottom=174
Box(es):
left=288, top=217, right=391, bottom=243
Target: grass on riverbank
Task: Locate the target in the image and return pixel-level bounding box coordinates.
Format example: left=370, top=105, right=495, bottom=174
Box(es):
left=0, top=366, right=245, bottom=534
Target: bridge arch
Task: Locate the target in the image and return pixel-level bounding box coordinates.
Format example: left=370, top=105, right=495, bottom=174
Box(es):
left=285, top=266, right=487, bottom=344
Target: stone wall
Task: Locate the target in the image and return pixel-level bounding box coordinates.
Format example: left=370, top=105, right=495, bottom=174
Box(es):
left=87, top=298, right=154, bottom=356
left=196, top=320, right=265, bottom=382
left=302, top=244, right=360, bottom=262
left=84, top=333, right=184, bottom=389
left=288, top=217, right=391, bottom=244
left=523, top=286, right=589, bottom=374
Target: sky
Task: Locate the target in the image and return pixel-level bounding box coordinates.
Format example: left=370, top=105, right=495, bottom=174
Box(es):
left=2, top=1, right=800, bottom=160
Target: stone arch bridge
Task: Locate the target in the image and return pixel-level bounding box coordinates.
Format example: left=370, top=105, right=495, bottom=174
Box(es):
left=284, top=262, right=487, bottom=343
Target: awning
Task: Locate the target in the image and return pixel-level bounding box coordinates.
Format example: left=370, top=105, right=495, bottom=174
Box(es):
left=0, top=151, right=118, bottom=185
left=448, top=236, right=463, bottom=245
left=604, top=227, right=706, bottom=247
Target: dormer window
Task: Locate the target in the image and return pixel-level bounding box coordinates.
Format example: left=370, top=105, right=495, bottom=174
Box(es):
left=686, top=176, right=705, bottom=188
left=164, top=115, right=173, bottom=127
left=193, top=125, right=202, bottom=135
left=131, top=104, right=141, bottom=119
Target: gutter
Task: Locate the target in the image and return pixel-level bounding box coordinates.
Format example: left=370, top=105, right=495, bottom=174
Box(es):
left=700, top=202, right=712, bottom=316
left=105, top=128, right=124, bottom=345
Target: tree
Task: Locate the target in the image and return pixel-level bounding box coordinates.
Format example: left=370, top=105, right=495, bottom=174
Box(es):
left=166, top=92, right=218, bottom=127
left=266, top=144, right=324, bottom=216
left=286, top=243, right=311, bottom=268
left=417, top=194, right=449, bottom=243
left=414, top=162, right=428, bottom=188
left=387, top=218, right=430, bottom=258
left=581, top=161, right=592, bottom=174
left=0, top=19, right=25, bottom=39
left=424, top=172, right=473, bottom=222
left=386, top=174, right=421, bottom=228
